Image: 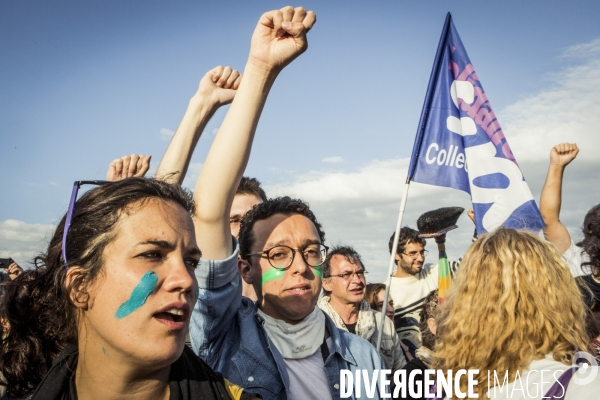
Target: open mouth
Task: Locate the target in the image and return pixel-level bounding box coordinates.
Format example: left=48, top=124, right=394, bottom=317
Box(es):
left=153, top=306, right=189, bottom=330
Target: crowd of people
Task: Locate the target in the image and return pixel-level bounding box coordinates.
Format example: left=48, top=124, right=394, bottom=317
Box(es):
left=1, top=6, right=600, bottom=400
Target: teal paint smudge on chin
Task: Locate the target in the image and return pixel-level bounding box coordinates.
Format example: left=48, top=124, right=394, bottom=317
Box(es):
left=115, top=271, right=158, bottom=319
left=102, top=347, right=107, bottom=356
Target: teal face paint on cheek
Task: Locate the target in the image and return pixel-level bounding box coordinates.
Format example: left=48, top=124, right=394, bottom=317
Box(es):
left=262, top=268, right=285, bottom=286
left=115, top=271, right=158, bottom=319
left=102, top=347, right=107, bottom=356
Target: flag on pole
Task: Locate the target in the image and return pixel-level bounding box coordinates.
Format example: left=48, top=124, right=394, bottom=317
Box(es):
left=408, top=13, right=545, bottom=235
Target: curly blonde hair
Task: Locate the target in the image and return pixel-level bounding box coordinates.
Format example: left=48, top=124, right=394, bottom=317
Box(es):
left=432, top=228, right=589, bottom=398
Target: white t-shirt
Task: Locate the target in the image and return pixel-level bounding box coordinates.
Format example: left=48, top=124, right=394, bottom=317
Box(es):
left=284, top=338, right=334, bottom=400
left=389, top=263, right=439, bottom=348
left=563, top=240, right=592, bottom=278
left=486, top=355, right=600, bottom=400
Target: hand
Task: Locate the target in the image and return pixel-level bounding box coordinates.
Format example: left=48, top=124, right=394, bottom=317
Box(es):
left=7, top=261, right=23, bottom=280
left=106, top=154, right=151, bottom=181
left=248, top=6, right=316, bottom=74
left=550, top=143, right=579, bottom=167
left=198, top=66, right=242, bottom=108
left=435, top=234, right=446, bottom=244
left=467, top=208, right=475, bottom=224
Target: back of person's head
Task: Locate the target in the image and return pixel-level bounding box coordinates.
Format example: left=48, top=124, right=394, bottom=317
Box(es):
left=577, top=204, right=600, bottom=278
left=419, top=289, right=439, bottom=350
left=0, top=178, right=195, bottom=398
left=432, top=228, right=589, bottom=398
left=388, top=227, right=426, bottom=264
left=236, top=176, right=267, bottom=202
left=364, top=283, right=386, bottom=310
left=238, top=196, right=325, bottom=260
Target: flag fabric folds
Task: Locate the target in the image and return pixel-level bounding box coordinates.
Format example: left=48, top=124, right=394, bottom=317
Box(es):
left=408, top=13, right=545, bottom=235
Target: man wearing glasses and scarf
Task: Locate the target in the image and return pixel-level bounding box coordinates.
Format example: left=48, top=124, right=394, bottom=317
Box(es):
left=317, top=246, right=406, bottom=372
left=189, top=6, right=385, bottom=400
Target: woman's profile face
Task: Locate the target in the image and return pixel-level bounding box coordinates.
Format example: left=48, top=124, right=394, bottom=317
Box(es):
left=80, top=198, right=200, bottom=368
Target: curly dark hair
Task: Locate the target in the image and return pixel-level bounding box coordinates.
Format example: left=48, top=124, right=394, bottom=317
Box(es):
left=238, top=197, right=325, bottom=260
left=388, top=227, right=426, bottom=265
left=236, top=176, right=267, bottom=202
left=577, top=204, right=600, bottom=278
left=0, top=178, right=195, bottom=398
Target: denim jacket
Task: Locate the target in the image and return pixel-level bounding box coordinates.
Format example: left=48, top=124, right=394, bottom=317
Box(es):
left=190, top=238, right=386, bottom=400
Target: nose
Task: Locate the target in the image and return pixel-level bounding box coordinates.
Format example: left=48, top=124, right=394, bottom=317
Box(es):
left=416, top=252, right=425, bottom=262
left=162, top=257, right=196, bottom=296
left=288, top=249, right=311, bottom=275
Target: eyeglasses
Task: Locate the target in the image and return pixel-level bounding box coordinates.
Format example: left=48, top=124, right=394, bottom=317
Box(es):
left=246, top=244, right=328, bottom=270
left=62, top=180, right=110, bottom=267
left=327, top=270, right=369, bottom=281
left=401, top=250, right=428, bottom=259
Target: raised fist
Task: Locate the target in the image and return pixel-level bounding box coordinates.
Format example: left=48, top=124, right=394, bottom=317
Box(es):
left=198, top=66, right=242, bottom=107
left=248, top=6, right=316, bottom=74
left=107, top=154, right=151, bottom=181
left=550, top=143, right=579, bottom=167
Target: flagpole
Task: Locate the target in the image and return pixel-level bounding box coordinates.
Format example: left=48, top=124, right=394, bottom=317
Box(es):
left=375, top=13, right=452, bottom=353
left=376, top=177, right=411, bottom=352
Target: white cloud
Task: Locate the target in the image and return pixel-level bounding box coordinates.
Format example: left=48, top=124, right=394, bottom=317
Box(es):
left=501, top=43, right=600, bottom=163
left=322, top=156, right=345, bottom=164
left=266, top=39, right=600, bottom=283
left=159, top=128, right=174, bottom=141
left=0, top=219, right=55, bottom=267
left=561, top=38, right=600, bottom=60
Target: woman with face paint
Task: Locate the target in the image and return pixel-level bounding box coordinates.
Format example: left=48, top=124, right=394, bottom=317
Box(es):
left=0, top=178, right=256, bottom=400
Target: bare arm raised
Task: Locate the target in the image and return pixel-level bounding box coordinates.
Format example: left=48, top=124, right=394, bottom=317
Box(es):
left=539, top=142, right=579, bottom=254
left=155, top=66, right=242, bottom=184
left=194, top=6, right=316, bottom=260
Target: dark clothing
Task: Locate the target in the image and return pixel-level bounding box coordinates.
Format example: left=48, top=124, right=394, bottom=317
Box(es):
left=30, top=344, right=255, bottom=400
left=345, top=322, right=357, bottom=334
left=577, top=275, right=600, bottom=307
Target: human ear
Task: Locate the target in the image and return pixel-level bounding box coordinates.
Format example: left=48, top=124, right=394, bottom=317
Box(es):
left=427, top=317, right=437, bottom=336
left=322, top=277, right=332, bottom=293
left=238, top=259, right=253, bottom=284
left=65, top=266, right=91, bottom=310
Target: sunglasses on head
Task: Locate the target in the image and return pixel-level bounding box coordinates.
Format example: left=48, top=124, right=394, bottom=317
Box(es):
left=62, top=180, right=111, bottom=267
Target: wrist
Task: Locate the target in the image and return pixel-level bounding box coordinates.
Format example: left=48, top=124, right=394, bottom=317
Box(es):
left=188, top=93, right=220, bottom=115
left=243, top=60, right=280, bottom=85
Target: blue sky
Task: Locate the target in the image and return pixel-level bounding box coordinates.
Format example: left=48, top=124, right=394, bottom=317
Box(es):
left=2, top=1, right=600, bottom=280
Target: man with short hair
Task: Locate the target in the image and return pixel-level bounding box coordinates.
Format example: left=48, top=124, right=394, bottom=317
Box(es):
left=231, top=176, right=268, bottom=300
left=318, top=246, right=406, bottom=371
left=190, top=7, right=385, bottom=399
left=388, top=227, right=459, bottom=352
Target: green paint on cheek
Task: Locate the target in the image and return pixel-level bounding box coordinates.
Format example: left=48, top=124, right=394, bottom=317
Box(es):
left=102, top=347, right=107, bottom=356
left=261, top=266, right=323, bottom=286
left=313, top=266, right=322, bottom=279
left=262, top=268, right=286, bottom=286
left=115, top=271, right=158, bottom=319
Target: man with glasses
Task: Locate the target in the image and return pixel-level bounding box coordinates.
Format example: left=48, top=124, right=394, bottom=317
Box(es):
left=189, top=7, right=385, bottom=399
left=387, top=227, right=461, bottom=357
left=318, top=246, right=406, bottom=371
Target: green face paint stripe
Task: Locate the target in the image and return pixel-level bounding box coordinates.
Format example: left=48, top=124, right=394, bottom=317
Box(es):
left=115, top=271, right=158, bottom=319
left=313, top=266, right=323, bottom=279
left=261, top=266, right=323, bottom=286
left=262, top=268, right=286, bottom=286
left=102, top=347, right=107, bottom=356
